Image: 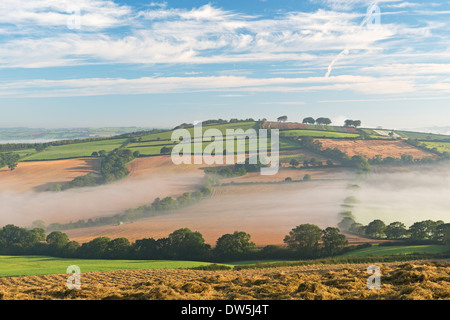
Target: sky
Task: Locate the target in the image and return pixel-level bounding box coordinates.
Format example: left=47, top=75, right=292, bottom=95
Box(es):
left=0, top=0, right=450, bottom=129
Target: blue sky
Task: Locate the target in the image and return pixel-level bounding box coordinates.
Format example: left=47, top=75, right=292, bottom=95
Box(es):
left=0, top=0, right=450, bottom=129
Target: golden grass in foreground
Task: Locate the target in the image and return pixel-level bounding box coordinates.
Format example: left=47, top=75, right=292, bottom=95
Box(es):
left=0, top=261, right=448, bottom=300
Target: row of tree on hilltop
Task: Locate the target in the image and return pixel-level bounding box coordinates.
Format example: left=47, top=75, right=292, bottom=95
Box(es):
left=275, top=116, right=361, bottom=127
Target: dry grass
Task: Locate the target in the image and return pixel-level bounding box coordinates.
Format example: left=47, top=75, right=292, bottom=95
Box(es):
left=316, top=139, right=436, bottom=160
left=0, top=261, right=448, bottom=300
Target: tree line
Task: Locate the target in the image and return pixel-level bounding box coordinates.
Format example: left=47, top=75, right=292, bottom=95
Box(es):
left=273, top=116, right=362, bottom=127
left=50, top=148, right=138, bottom=191
left=338, top=215, right=450, bottom=244
left=0, top=223, right=351, bottom=262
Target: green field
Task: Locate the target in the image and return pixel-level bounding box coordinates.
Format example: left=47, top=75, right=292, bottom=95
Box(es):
left=280, top=130, right=360, bottom=139
left=395, top=130, right=450, bottom=141
left=339, top=245, right=449, bottom=257
left=22, top=138, right=129, bottom=161
left=422, top=141, right=450, bottom=153
left=0, top=255, right=227, bottom=277
left=0, top=148, right=38, bottom=159
left=139, top=122, right=257, bottom=142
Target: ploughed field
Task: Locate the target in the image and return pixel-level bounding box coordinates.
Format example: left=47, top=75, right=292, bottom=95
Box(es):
left=0, top=261, right=448, bottom=300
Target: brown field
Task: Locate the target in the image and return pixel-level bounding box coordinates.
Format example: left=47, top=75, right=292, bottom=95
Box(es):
left=316, top=139, right=436, bottom=160
left=1, top=261, right=448, bottom=300
left=0, top=158, right=100, bottom=193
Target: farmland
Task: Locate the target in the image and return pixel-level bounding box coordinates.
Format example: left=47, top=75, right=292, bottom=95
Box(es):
left=0, top=255, right=221, bottom=278
left=316, top=139, right=436, bottom=160
left=280, top=130, right=360, bottom=139
left=422, top=141, right=450, bottom=154
left=0, top=260, right=448, bottom=300
left=0, top=158, right=100, bottom=193
left=23, top=138, right=129, bottom=161
left=339, top=245, right=449, bottom=257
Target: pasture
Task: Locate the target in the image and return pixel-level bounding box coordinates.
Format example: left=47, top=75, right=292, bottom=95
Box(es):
left=22, top=138, right=129, bottom=161
left=0, top=255, right=223, bottom=277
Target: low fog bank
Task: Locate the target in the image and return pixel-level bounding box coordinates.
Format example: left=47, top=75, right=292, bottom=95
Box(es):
left=352, top=164, right=450, bottom=226
left=66, top=179, right=353, bottom=246
left=0, top=172, right=203, bottom=227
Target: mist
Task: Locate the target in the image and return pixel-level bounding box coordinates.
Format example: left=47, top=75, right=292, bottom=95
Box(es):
left=65, top=177, right=354, bottom=246
left=0, top=171, right=203, bottom=227
left=351, top=164, right=450, bottom=226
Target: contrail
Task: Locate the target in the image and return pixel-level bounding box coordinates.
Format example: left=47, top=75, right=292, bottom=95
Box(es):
left=325, top=2, right=380, bottom=78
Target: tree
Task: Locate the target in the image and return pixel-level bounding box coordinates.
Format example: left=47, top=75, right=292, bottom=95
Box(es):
left=283, top=224, right=322, bottom=254
left=344, top=120, right=361, bottom=128
left=78, top=237, right=111, bottom=258
left=349, top=222, right=366, bottom=235
left=61, top=241, right=80, bottom=257
left=214, top=231, right=255, bottom=260
left=435, top=223, right=450, bottom=244
left=303, top=174, right=311, bottom=181
left=132, top=238, right=159, bottom=259
left=366, top=220, right=386, bottom=238
left=351, top=155, right=371, bottom=172
left=316, top=117, right=332, bottom=125
left=409, top=220, right=443, bottom=241
left=302, top=117, right=315, bottom=124
left=384, top=222, right=408, bottom=239
left=106, top=238, right=131, bottom=259
left=133, top=150, right=140, bottom=158
left=31, top=220, right=46, bottom=230
left=164, top=228, right=211, bottom=261
left=338, top=217, right=356, bottom=232
left=91, top=151, right=99, bottom=157
left=289, top=158, right=300, bottom=167
left=98, top=150, right=107, bottom=157
left=0, top=153, right=20, bottom=171
left=46, top=231, right=69, bottom=248
left=321, top=227, right=348, bottom=256
left=277, top=115, right=288, bottom=122
left=160, top=146, right=172, bottom=154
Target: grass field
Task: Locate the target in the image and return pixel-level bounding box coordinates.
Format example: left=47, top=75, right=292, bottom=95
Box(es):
left=0, top=255, right=225, bottom=277
left=340, top=245, right=449, bottom=257
left=422, top=141, right=450, bottom=153
left=395, top=130, right=450, bottom=141
left=22, top=138, right=129, bottom=161
left=280, top=130, right=360, bottom=139
left=139, top=122, right=257, bottom=141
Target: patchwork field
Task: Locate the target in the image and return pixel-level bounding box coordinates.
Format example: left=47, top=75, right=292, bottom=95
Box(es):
left=316, top=139, right=436, bottom=160
left=0, top=158, right=100, bottom=193
left=23, top=138, right=129, bottom=161
left=1, top=261, right=448, bottom=300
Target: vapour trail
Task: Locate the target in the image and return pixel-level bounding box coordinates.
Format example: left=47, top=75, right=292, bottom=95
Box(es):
left=325, top=1, right=380, bottom=78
